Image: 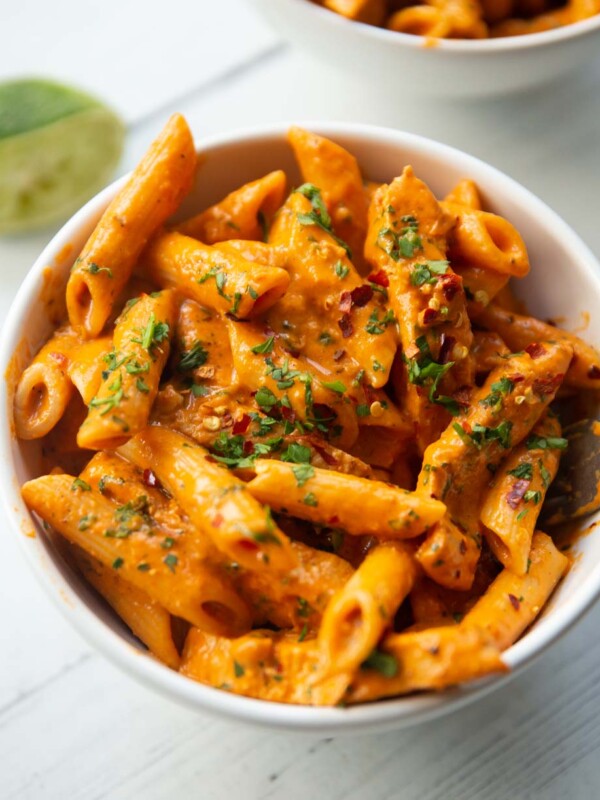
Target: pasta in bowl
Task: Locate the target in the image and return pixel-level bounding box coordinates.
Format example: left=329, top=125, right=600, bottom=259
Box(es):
left=3, top=117, right=600, bottom=732
left=249, top=0, right=600, bottom=95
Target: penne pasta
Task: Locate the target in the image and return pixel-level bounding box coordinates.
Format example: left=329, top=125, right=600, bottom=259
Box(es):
left=178, top=171, right=287, bottom=243
left=22, top=474, right=252, bottom=636
left=67, top=114, right=196, bottom=337
left=246, top=459, right=446, bottom=538
left=141, top=230, right=290, bottom=319
left=475, top=303, right=600, bottom=389
left=480, top=413, right=563, bottom=575
left=119, top=426, right=297, bottom=573
left=77, top=290, right=178, bottom=450
left=319, top=543, right=415, bottom=675
left=463, top=531, right=568, bottom=649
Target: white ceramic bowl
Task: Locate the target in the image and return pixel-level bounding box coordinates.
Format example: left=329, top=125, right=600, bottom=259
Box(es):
left=3, top=122, right=600, bottom=734
left=249, top=0, right=600, bottom=96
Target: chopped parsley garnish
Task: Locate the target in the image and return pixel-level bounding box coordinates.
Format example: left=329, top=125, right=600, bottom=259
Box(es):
left=215, top=271, right=229, bottom=300
left=133, top=312, right=170, bottom=354
left=125, top=360, right=150, bottom=376
left=212, top=431, right=281, bottom=469
left=318, top=331, right=334, bottom=346
left=524, top=490, right=542, bottom=504
left=89, top=372, right=124, bottom=416
left=321, top=379, right=346, bottom=394
left=376, top=224, right=422, bottom=261
left=516, top=509, right=529, bottom=521
left=136, top=378, right=150, bottom=393
left=115, top=495, right=149, bottom=523
left=71, top=478, right=91, bottom=492
left=233, top=660, right=245, bottom=678
left=78, top=514, right=97, bottom=531
left=453, top=421, right=513, bottom=450
left=251, top=335, right=275, bottom=355
left=297, top=597, right=313, bottom=618
left=112, top=557, right=124, bottom=569
left=539, top=461, right=552, bottom=489
left=334, top=260, right=350, bottom=279
left=294, top=183, right=352, bottom=257
left=526, top=435, right=568, bottom=451
left=303, top=492, right=318, bottom=507
left=161, top=537, right=175, bottom=549
left=410, top=260, right=449, bottom=286
left=292, top=463, right=315, bottom=487
left=178, top=340, right=208, bottom=371
left=163, top=553, right=178, bottom=573
left=361, top=648, right=398, bottom=678
left=298, top=624, right=309, bottom=642
left=480, top=377, right=515, bottom=410
left=406, top=337, right=458, bottom=414
left=373, top=360, right=385, bottom=373
left=247, top=285, right=259, bottom=300
left=86, top=262, right=113, bottom=277
left=281, top=443, right=312, bottom=464
left=356, top=404, right=370, bottom=417
left=255, top=386, right=279, bottom=411
left=257, top=210, right=268, bottom=241
left=366, top=309, right=395, bottom=335
left=507, top=463, right=533, bottom=481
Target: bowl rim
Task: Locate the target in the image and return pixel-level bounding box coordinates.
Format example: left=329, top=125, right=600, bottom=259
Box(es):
left=3, top=120, right=600, bottom=733
left=279, top=0, right=600, bottom=52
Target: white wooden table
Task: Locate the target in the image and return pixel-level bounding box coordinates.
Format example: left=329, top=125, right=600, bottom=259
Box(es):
left=1, top=4, right=600, bottom=798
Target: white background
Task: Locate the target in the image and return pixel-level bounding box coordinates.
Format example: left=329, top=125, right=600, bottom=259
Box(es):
left=1, top=2, right=600, bottom=798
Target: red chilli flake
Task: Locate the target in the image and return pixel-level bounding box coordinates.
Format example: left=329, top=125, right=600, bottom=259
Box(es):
left=212, top=514, right=224, bottom=528
left=533, top=374, right=564, bottom=397
left=280, top=405, right=296, bottom=423
left=508, top=593, right=521, bottom=611
left=333, top=349, right=346, bottom=362
left=142, top=468, right=158, bottom=488
left=525, top=342, right=546, bottom=360
left=422, top=307, right=439, bottom=326
left=439, top=334, right=456, bottom=365
left=508, top=373, right=525, bottom=384
left=350, top=285, right=374, bottom=308
left=338, top=313, right=353, bottom=339
left=339, top=291, right=353, bottom=313
left=506, top=479, right=530, bottom=509
left=367, top=270, right=389, bottom=288
left=232, top=414, right=251, bottom=435
left=328, top=515, right=340, bottom=525
left=588, top=365, right=600, bottom=379
left=243, top=440, right=255, bottom=456
left=439, top=273, right=461, bottom=302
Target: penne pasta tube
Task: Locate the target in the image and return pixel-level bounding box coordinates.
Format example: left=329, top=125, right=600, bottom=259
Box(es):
left=246, top=459, right=446, bottom=538
left=388, top=6, right=452, bottom=36
left=77, top=291, right=178, bottom=450
left=267, top=189, right=398, bottom=389
left=444, top=179, right=482, bottom=210
left=455, top=264, right=508, bottom=312
left=14, top=326, right=79, bottom=439
left=180, top=628, right=348, bottom=705
left=416, top=517, right=481, bottom=591
left=471, top=330, right=510, bottom=374
left=416, top=341, right=571, bottom=589
left=463, top=531, right=568, bottom=649
left=67, top=114, right=196, bottom=337
left=475, top=303, right=600, bottom=389
left=72, top=545, right=182, bottom=669
left=443, top=202, right=530, bottom=277
left=119, top=426, right=297, bottom=573
left=233, top=540, right=354, bottom=629
left=480, top=413, right=563, bottom=575
left=178, top=170, right=287, bottom=243
left=365, top=167, right=473, bottom=451
left=346, top=624, right=505, bottom=703
left=324, top=0, right=387, bottom=25
left=213, top=240, right=288, bottom=270
left=427, top=0, right=488, bottom=36
left=141, top=230, right=290, bottom=319
left=22, top=474, right=252, bottom=636
left=288, top=127, right=369, bottom=272
left=79, top=451, right=218, bottom=562
left=319, top=543, right=416, bottom=675
left=418, top=341, right=573, bottom=536
left=67, top=335, right=112, bottom=404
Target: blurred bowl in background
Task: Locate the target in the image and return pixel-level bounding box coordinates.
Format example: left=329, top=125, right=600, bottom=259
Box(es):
left=248, top=0, right=600, bottom=96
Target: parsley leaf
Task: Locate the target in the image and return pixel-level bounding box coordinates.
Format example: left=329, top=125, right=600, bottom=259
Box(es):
left=251, top=336, right=275, bottom=355
left=361, top=648, right=398, bottom=677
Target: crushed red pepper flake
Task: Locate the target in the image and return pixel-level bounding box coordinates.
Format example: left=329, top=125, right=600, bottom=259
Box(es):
left=525, top=342, right=546, bottom=360
left=338, top=313, right=353, bottom=339
left=142, top=468, right=158, bottom=488
left=232, top=414, right=251, bottom=435
left=506, top=478, right=530, bottom=509
left=508, top=593, right=521, bottom=611
left=350, top=285, right=374, bottom=308
left=367, top=270, right=390, bottom=288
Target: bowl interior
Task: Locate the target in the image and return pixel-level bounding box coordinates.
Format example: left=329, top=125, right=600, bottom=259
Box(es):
left=4, top=123, right=600, bottom=731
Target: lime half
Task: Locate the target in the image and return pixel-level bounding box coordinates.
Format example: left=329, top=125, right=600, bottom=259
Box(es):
left=0, top=79, right=125, bottom=234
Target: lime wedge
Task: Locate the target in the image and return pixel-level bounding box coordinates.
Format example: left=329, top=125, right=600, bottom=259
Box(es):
left=0, top=79, right=125, bottom=234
